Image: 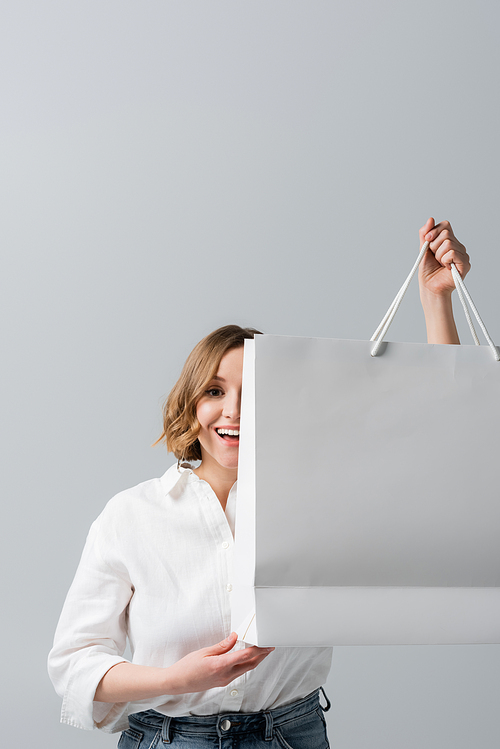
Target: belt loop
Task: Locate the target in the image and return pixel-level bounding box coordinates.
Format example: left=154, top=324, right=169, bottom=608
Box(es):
left=319, top=687, right=331, bottom=712
left=162, top=715, right=173, bottom=744
left=264, top=710, right=273, bottom=740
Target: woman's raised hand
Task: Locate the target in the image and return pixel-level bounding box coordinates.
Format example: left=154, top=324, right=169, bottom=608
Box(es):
left=417, top=217, right=470, bottom=345
left=418, top=217, right=471, bottom=299
left=165, top=633, right=274, bottom=694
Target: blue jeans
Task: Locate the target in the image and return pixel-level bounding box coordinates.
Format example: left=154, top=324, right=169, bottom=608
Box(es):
left=118, top=689, right=331, bottom=749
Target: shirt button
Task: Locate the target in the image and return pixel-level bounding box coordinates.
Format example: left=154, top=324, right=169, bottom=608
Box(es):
left=230, top=689, right=238, bottom=697
left=222, top=541, right=230, bottom=549
left=226, top=583, right=233, bottom=592
left=221, top=719, right=231, bottom=731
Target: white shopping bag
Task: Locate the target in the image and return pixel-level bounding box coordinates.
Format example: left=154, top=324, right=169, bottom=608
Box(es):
left=232, top=253, right=500, bottom=646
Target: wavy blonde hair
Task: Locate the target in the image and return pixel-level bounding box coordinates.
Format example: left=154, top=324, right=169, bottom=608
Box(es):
left=158, top=325, right=261, bottom=461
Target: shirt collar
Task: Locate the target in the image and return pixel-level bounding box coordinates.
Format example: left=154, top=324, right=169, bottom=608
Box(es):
left=160, top=460, right=239, bottom=497
left=160, top=461, right=196, bottom=496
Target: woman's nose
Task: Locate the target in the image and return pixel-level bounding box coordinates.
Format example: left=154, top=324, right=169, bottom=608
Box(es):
left=222, top=391, right=241, bottom=420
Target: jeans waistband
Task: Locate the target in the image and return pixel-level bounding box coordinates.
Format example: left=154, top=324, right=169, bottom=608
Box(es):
left=128, top=688, right=330, bottom=742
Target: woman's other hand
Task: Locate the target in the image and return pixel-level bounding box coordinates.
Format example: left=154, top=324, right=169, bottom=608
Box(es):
left=94, top=633, right=274, bottom=703
left=418, top=217, right=471, bottom=299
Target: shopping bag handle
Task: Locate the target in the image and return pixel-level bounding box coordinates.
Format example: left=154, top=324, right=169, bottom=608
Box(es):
left=370, top=241, right=499, bottom=360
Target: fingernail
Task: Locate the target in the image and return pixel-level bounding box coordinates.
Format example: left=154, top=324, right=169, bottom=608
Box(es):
left=425, top=232, right=432, bottom=241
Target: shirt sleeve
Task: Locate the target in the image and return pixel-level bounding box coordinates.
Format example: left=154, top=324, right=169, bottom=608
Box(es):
left=47, top=510, right=133, bottom=731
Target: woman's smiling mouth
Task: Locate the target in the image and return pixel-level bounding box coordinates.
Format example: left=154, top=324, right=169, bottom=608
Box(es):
left=215, top=428, right=240, bottom=441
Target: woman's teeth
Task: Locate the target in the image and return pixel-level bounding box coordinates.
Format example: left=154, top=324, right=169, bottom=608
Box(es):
left=216, top=429, right=240, bottom=437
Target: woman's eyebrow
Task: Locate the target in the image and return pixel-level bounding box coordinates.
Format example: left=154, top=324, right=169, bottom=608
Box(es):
left=211, top=375, right=225, bottom=382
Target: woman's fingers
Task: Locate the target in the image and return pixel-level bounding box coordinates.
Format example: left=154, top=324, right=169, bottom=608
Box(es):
left=437, top=244, right=470, bottom=274
left=216, top=644, right=275, bottom=673
left=205, top=644, right=274, bottom=686
left=205, top=632, right=238, bottom=655
left=201, top=634, right=274, bottom=682
left=419, top=216, right=435, bottom=247
left=424, top=219, right=452, bottom=246
left=422, top=220, right=470, bottom=276
left=203, top=633, right=273, bottom=667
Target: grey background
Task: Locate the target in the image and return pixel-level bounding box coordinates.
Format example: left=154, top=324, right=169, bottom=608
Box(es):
left=2, top=1, right=499, bottom=747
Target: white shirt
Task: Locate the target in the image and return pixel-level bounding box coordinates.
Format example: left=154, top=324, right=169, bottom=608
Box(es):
left=48, top=464, right=332, bottom=733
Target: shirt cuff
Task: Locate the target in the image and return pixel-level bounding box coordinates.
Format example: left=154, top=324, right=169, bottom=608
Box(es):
left=61, top=654, right=130, bottom=731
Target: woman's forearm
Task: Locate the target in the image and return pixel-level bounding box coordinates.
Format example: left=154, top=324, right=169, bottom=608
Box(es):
left=94, top=634, right=273, bottom=703
left=420, top=289, right=460, bottom=345
left=95, top=662, right=173, bottom=703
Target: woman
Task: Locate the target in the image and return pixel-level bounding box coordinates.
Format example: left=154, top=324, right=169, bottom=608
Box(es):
left=48, top=218, right=469, bottom=747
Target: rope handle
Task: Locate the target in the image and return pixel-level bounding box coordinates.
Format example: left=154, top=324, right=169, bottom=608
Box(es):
left=370, top=242, right=499, bottom=360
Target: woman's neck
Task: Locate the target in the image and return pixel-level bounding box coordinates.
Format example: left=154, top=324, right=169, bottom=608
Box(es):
left=194, top=458, right=237, bottom=510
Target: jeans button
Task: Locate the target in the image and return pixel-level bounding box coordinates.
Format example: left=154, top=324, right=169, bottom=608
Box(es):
left=221, top=719, right=231, bottom=731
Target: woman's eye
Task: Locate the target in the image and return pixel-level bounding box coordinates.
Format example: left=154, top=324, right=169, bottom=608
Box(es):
left=206, top=388, right=223, bottom=397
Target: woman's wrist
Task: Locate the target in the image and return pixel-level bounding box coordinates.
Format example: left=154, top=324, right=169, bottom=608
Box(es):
left=420, top=288, right=460, bottom=344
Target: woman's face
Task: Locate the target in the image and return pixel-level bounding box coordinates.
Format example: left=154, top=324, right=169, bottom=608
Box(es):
left=195, top=346, right=243, bottom=476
